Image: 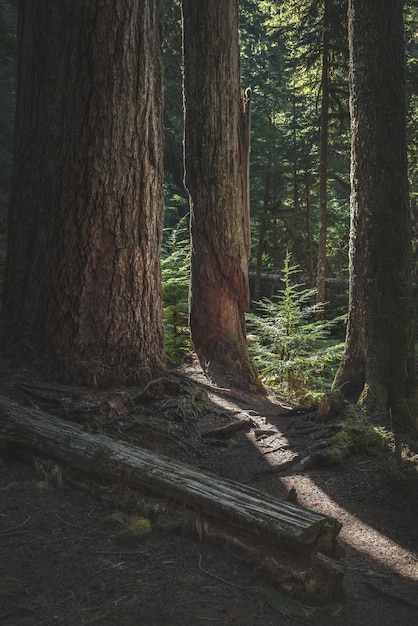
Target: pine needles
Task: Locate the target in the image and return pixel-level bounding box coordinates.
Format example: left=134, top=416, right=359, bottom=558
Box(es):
left=247, top=251, right=344, bottom=401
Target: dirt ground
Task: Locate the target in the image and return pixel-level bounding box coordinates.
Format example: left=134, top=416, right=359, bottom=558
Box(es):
left=0, top=356, right=417, bottom=625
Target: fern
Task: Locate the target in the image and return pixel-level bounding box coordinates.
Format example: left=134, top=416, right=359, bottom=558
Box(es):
left=161, top=218, right=193, bottom=365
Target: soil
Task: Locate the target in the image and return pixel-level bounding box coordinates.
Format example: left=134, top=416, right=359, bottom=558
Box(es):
left=0, top=356, right=417, bottom=626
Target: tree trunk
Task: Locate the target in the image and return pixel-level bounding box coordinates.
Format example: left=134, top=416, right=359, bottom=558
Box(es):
left=182, top=0, right=259, bottom=390
left=1, top=1, right=165, bottom=386
left=316, top=1, right=330, bottom=319
left=254, top=173, right=270, bottom=303
left=305, top=167, right=315, bottom=286
left=333, top=0, right=415, bottom=428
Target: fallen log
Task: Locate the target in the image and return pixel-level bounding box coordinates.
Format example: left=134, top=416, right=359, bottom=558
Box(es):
left=0, top=394, right=343, bottom=600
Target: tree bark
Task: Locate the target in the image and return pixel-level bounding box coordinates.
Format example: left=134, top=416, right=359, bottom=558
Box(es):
left=304, top=167, right=315, bottom=286
left=182, top=0, right=259, bottom=390
left=1, top=1, right=165, bottom=386
left=333, top=0, right=415, bottom=427
left=254, top=174, right=270, bottom=303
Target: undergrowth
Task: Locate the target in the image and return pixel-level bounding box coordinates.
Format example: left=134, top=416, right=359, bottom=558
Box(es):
left=247, top=252, right=344, bottom=402
left=325, top=408, right=418, bottom=475
left=161, top=217, right=193, bottom=365
left=326, top=410, right=395, bottom=462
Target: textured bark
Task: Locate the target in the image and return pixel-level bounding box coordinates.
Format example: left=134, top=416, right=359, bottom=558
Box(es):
left=1, top=1, right=165, bottom=386
left=182, top=0, right=259, bottom=390
left=334, top=0, right=414, bottom=426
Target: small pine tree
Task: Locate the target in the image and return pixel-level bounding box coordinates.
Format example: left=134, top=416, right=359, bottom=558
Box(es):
left=247, top=251, right=344, bottom=400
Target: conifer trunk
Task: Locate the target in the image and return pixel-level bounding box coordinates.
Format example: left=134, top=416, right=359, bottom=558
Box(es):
left=1, top=1, right=165, bottom=386
left=333, top=0, right=414, bottom=427
left=316, top=1, right=330, bottom=319
left=182, top=0, right=259, bottom=390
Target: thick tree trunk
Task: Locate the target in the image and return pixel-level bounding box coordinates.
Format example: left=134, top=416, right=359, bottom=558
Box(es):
left=182, top=0, right=259, bottom=390
left=333, top=0, right=414, bottom=427
left=1, top=1, right=165, bottom=386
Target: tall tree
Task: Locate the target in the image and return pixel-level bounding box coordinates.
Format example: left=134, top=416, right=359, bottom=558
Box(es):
left=253, top=0, right=350, bottom=283
left=182, top=0, right=259, bottom=389
left=334, top=0, right=415, bottom=428
left=316, top=0, right=331, bottom=317
left=1, top=0, right=165, bottom=386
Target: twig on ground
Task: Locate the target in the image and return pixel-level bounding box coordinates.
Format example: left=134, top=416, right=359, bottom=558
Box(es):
left=362, top=579, right=418, bottom=609
left=198, top=554, right=248, bottom=590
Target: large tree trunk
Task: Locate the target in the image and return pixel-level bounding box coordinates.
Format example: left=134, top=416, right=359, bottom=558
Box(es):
left=1, top=1, right=165, bottom=386
left=334, top=0, right=414, bottom=428
left=182, top=0, right=259, bottom=390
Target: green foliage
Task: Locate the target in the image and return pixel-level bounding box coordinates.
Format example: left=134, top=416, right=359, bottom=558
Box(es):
left=327, top=408, right=418, bottom=470
left=405, top=1, right=418, bottom=196
left=161, top=0, right=184, bottom=191
left=255, top=586, right=314, bottom=619
left=161, top=216, right=192, bottom=365
left=247, top=251, right=343, bottom=399
left=240, top=0, right=351, bottom=277
left=175, top=388, right=210, bottom=424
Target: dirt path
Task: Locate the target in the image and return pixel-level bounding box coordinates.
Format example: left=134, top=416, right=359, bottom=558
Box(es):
left=0, top=360, right=417, bottom=625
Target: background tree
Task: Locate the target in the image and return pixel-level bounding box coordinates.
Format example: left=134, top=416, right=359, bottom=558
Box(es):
left=182, top=0, right=259, bottom=389
left=333, top=0, right=415, bottom=428
left=1, top=0, right=165, bottom=386
left=316, top=0, right=331, bottom=317
left=240, top=0, right=350, bottom=304
left=161, top=0, right=184, bottom=197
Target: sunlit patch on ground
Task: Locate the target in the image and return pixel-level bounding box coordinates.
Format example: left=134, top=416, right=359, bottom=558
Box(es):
left=280, top=475, right=418, bottom=581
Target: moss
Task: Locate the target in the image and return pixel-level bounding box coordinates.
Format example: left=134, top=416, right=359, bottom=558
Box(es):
left=150, top=502, right=169, bottom=516
left=114, top=516, right=152, bottom=546
left=101, top=511, right=125, bottom=530
left=327, top=412, right=395, bottom=462
left=127, top=517, right=153, bottom=535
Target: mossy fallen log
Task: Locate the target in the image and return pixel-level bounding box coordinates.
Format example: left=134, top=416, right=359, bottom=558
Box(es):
left=0, top=394, right=343, bottom=599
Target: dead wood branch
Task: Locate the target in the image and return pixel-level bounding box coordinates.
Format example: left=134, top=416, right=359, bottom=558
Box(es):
left=201, top=417, right=254, bottom=439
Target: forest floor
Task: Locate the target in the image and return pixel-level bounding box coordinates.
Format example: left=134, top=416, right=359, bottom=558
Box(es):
left=0, top=355, right=417, bottom=626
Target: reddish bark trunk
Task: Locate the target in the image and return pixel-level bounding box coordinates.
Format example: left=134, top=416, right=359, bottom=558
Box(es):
left=182, top=0, right=260, bottom=390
